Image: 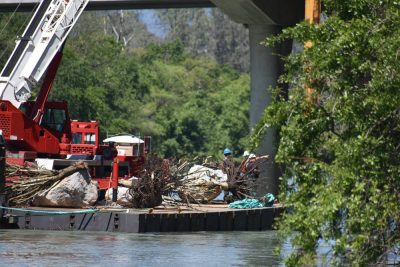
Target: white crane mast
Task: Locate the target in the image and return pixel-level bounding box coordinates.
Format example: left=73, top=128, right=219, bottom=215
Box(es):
left=0, top=0, right=89, bottom=108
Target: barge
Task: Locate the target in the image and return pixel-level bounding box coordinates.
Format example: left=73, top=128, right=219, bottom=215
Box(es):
left=0, top=203, right=283, bottom=233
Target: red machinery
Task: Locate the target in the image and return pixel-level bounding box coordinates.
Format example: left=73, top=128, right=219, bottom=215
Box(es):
left=0, top=0, right=149, bottom=190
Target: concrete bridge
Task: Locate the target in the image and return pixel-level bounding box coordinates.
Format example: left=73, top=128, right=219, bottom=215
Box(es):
left=1, top=0, right=305, bottom=195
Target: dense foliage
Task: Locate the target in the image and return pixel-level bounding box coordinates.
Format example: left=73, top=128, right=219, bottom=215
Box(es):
left=253, top=1, right=400, bottom=266
left=154, top=9, right=249, bottom=72
left=52, top=38, right=250, bottom=158
left=72, top=9, right=250, bottom=72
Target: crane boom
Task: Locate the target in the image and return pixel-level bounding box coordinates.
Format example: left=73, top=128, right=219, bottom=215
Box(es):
left=0, top=0, right=89, bottom=108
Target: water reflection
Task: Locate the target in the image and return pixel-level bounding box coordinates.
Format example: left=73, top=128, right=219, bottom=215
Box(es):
left=0, top=230, right=282, bottom=266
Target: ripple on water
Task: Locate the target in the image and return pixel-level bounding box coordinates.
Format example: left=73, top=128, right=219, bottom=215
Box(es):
left=0, top=230, right=283, bottom=266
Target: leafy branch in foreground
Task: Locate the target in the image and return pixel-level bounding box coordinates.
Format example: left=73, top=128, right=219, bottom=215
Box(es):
left=253, top=1, right=400, bottom=266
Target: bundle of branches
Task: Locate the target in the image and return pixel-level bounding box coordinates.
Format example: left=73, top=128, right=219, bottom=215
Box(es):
left=5, top=161, right=88, bottom=206
left=128, top=156, right=169, bottom=208
left=175, top=177, right=222, bottom=204
left=223, top=156, right=270, bottom=202
left=170, top=155, right=270, bottom=204
left=5, top=163, right=57, bottom=180
left=163, top=157, right=198, bottom=191
left=125, top=155, right=269, bottom=206
left=162, top=156, right=238, bottom=204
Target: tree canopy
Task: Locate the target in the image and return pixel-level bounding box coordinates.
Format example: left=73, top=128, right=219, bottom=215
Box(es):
left=253, top=1, right=400, bottom=266
left=50, top=36, right=250, bottom=159
left=154, top=9, right=249, bottom=72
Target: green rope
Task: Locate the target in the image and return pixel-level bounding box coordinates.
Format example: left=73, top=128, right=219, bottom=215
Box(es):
left=228, top=193, right=275, bottom=209
left=0, top=205, right=97, bottom=215
left=228, top=198, right=264, bottom=209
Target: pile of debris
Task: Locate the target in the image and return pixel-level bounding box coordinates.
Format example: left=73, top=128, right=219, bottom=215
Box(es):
left=5, top=161, right=98, bottom=207
left=110, top=156, right=267, bottom=208
left=4, top=155, right=268, bottom=209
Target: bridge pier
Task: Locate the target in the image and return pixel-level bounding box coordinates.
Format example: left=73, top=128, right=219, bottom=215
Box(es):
left=212, top=0, right=303, bottom=196
left=249, top=24, right=281, bottom=195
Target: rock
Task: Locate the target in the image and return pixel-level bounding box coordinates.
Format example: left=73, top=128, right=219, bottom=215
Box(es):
left=32, top=169, right=98, bottom=208
left=105, top=187, right=133, bottom=207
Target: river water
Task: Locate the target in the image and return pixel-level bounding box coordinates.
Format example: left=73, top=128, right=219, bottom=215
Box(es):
left=0, top=230, right=285, bottom=266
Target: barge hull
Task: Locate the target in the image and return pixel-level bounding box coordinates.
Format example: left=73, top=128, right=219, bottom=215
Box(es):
left=0, top=206, right=283, bottom=232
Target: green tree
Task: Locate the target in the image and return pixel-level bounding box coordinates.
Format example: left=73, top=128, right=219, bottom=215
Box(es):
left=0, top=13, right=29, bottom=68
left=50, top=35, right=146, bottom=138
left=49, top=35, right=250, bottom=158
left=71, top=11, right=159, bottom=50
left=154, top=8, right=249, bottom=72
left=136, top=41, right=250, bottom=158
left=210, top=9, right=249, bottom=72
left=253, top=1, right=400, bottom=266
left=154, top=9, right=211, bottom=56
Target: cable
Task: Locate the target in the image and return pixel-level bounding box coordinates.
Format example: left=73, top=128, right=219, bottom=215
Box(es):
left=0, top=0, right=40, bottom=65
left=0, top=0, right=23, bottom=38
left=0, top=205, right=98, bottom=216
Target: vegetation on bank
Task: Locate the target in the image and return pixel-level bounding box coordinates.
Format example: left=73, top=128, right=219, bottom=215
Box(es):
left=53, top=39, right=250, bottom=158
left=253, top=0, right=400, bottom=266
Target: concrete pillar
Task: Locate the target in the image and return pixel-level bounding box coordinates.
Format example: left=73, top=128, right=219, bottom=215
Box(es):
left=210, top=0, right=302, bottom=196
left=249, top=24, right=282, bottom=196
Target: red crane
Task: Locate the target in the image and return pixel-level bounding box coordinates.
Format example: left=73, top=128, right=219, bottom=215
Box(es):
left=0, top=0, right=149, bottom=190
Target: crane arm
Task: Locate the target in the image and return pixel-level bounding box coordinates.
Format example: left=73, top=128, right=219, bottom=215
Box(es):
left=0, top=0, right=89, bottom=108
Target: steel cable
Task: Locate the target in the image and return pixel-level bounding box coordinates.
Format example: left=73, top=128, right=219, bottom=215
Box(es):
left=0, top=0, right=23, bottom=38
left=0, top=0, right=40, bottom=66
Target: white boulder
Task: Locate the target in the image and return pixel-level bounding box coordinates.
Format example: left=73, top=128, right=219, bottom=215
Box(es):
left=33, top=169, right=98, bottom=208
